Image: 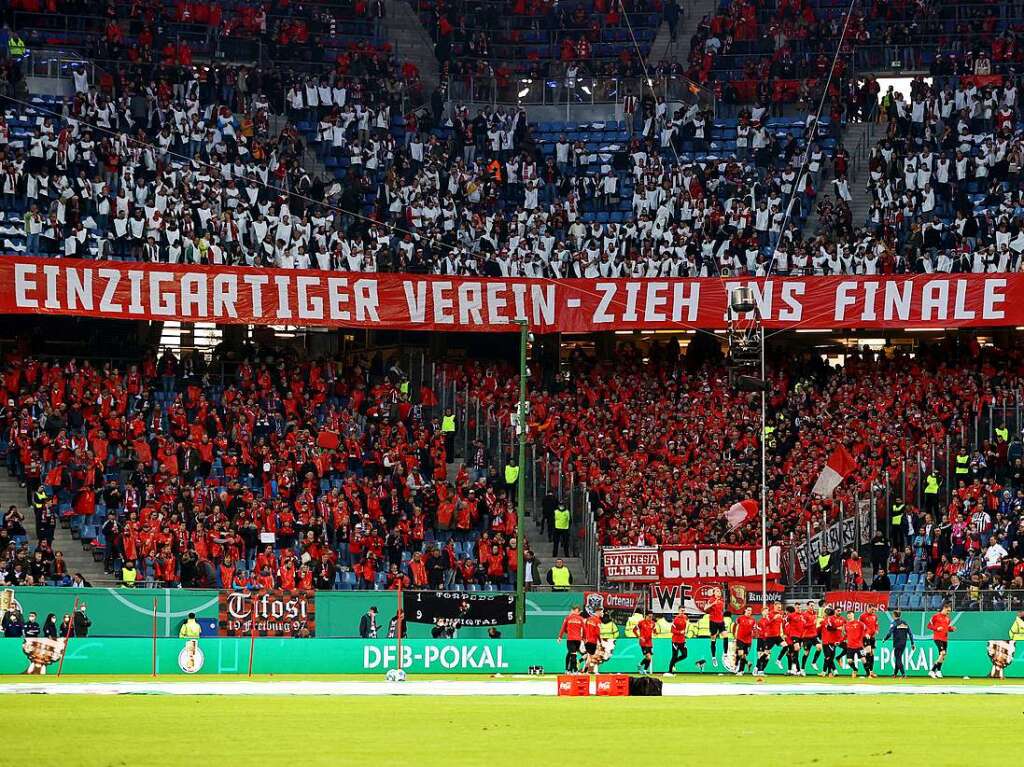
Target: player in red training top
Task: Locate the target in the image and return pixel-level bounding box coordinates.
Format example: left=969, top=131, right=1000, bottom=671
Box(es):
left=801, top=601, right=821, bottom=672
left=582, top=608, right=603, bottom=671
left=666, top=607, right=689, bottom=676
left=782, top=605, right=805, bottom=675
left=557, top=605, right=585, bottom=674
left=859, top=605, right=880, bottom=678
left=819, top=607, right=846, bottom=677
left=754, top=603, right=783, bottom=677
left=927, top=603, right=957, bottom=678
left=733, top=606, right=757, bottom=676
left=633, top=610, right=656, bottom=674
left=704, top=588, right=728, bottom=668
left=843, top=611, right=867, bottom=678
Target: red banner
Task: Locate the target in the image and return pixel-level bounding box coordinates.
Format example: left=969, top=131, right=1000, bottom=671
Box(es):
left=583, top=590, right=642, bottom=616
left=657, top=545, right=783, bottom=586
left=650, top=580, right=785, bottom=616
left=1, top=257, right=1021, bottom=332
left=824, top=591, right=890, bottom=613
left=602, top=547, right=660, bottom=583
left=218, top=589, right=315, bottom=637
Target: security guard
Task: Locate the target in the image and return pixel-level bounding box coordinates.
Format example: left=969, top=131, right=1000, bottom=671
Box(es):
left=624, top=608, right=644, bottom=639
left=1010, top=611, right=1024, bottom=641
left=179, top=612, right=202, bottom=639
left=546, top=558, right=573, bottom=591
left=504, top=459, right=520, bottom=503
left=600, top=613, right=620, bottom=642
left=923, top=471, right=941, bottom=515
left=121, top=560, right=138, bottom=588
left=440, top=407, right=456, bottom=463
left=654, top=614, right=674, bottom=638
left=552, top=500, right=571, bottom=557
left=31, top=486, right=49, bottom=539
left=7, top=33, right=26, bottom=59
left=817, top=550, right=832, bottom=587
left=954, top=450, right=970, bottom=477
left=996, top=424, right=1010, bottom=443
left=890, top=496, right=907, bottom=549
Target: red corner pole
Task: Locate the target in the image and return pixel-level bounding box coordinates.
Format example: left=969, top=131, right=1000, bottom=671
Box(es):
left=247, top=593, right=257, bottom=678
left=396, top=584, right=403, bottom=675
left=56, top=597, right=79, bottom=678
left=152, top=598, right=158, bottom=677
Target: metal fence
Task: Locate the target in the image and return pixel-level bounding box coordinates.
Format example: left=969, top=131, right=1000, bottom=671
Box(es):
left=435, top=366, right=598, bottom=585
left=446, top=72, right=715, bottom=114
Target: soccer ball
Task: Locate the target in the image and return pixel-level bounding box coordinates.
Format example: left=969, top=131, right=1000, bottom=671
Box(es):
left=385, top=668, right=407, bottom=682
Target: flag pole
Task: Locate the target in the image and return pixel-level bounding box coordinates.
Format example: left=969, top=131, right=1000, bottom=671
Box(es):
left=56, top=597, right=79, bottom=678
left=760, top=324, right=768, bottom=601
left=396, top=583, right=403, bottom=675
left=152, top=597, right=158, bottom=677
left=247, top=593, right=257, bottom=678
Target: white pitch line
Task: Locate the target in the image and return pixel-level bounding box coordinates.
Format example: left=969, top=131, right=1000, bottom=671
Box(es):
left=0, top=681, right=1023, bottom=697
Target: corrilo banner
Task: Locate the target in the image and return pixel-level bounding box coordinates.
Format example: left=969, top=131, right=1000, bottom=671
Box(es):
left=3, top=257, right=1022, bottom=332
left=658, top=544, right=783, bottom=585
left=218, top=589, right=315, bottom=637
left=824, top=591, right=891, bottom=613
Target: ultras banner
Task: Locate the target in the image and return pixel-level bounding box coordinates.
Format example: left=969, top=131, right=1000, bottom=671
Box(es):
left=2, top=256, right=1022, bottom=332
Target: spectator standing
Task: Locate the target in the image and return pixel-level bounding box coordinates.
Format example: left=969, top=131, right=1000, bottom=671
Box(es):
left=73, top=604, right=91, bottom=637
left=359, top=606, right=379, bottom=638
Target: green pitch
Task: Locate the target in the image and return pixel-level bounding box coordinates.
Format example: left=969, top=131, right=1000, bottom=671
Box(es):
left=6, top=693, right=1022, bottom=766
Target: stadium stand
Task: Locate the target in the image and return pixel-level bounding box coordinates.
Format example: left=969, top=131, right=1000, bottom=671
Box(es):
left=0, top=350, right=528, bottom=590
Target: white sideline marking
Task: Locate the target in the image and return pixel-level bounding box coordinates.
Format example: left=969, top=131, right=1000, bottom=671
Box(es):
left=0, top=681, right=1022, bottom=697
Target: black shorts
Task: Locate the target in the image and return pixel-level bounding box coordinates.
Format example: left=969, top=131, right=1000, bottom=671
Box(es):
left=567, top=640, right=581, bottom=653
left=802, top=637, right=817, bottom=650
left=845, top=646, right=861, bottom=657
left=935, top=640, right=948, bottom=653
left=709, top=620, right=726, bottom=635
left=584, top=642, right=598, bottom=655
left=736, top=640, right=751, bottom=654
left=672, top=641, right=687, bottom=652
left=863, top=636, right=876, bottom=648
left=639, top=643, right=653, bottom=655
left=759, top=637, right=781, bottom=652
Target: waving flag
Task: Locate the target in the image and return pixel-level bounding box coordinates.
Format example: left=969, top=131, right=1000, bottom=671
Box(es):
left=810, top=445, right=858, bottom=497
left=725, top=499, right=760, bottom=531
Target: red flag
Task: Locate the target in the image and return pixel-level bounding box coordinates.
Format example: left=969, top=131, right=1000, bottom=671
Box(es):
left=724, top=499, right=759, bottom=531
left=810, top=445, right=858, bottom=497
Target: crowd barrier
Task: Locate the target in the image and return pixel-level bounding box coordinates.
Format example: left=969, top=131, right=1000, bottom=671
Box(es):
left=5, top=587, right=1020, bottom=640
left=4, top=637, right=1022, bottom=677
left=1, top=587, right=579, bottom=639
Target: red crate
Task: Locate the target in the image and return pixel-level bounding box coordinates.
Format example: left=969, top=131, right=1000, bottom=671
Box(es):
left=595, top=674, right=630, bottom=696
left=556, top=674, right=591, bottom=696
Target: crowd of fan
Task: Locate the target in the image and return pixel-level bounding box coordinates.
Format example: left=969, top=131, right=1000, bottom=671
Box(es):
left=1, top=65, right=844, bottom=278
left=442, top=336, right=1024, bottom=600
left=0, top=349, right=531, bottom=590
